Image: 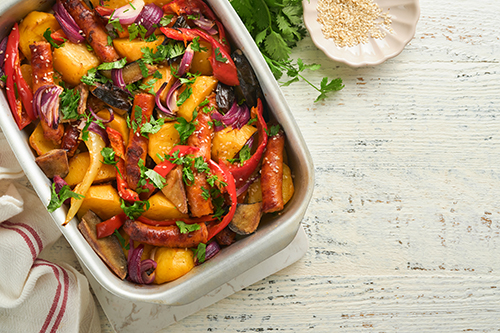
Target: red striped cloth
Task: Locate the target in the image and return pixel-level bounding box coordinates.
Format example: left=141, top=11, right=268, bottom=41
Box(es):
left=0, top=181, right=100, bottom=333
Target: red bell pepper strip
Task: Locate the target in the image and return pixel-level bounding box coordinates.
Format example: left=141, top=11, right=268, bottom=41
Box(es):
left=163, top=0, right=217, bottom=21
left=106, top=127, right=141, bottom=202
left=227, top=99, right=268, bottom=188
left=160, top=27, right=239, bottom=86
left=51, top=29, right=68, bottom=43
left=152, top=145, right=199, bottom=178
left=206, top=160, right=237, bottom=240
left=5, top=23, right=35, bottom=129
left=96, top=212, right=127, bottom=239
left=215, top=21, right=230, bottom=55
left=137, top=214, right=215, bottom=227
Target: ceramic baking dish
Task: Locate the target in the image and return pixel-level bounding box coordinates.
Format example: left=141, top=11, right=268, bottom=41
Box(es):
left=0, top=0, right=314, bottom=305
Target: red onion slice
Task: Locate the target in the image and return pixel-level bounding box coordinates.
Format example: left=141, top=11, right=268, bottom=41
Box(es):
left=53, top=0, right=85, bottom=43
left=108, top=0, right=145, bottom=25
left=236, top=172, right=259, bottom=197
left=177, top=45, right=195, bottom=78
left=34, top=85, right=64, bottom=129
left=155, top=82, right=176, bottom=117
left=165, top=79, right=182, bottom=113
left=211, top=102, right=250, bottom=131
left=192, top=14, right=217, bottom=35
left=111, top=68, right=127, bottom=90
left=89, top=105, right=114, bottom=124
left=134, top=3, right=163, bottom=38
left=127, top=239, right=157, bottom=284
left=88, top=122, right=109, bottom=146
left=195, top=241, right=220, bottom=265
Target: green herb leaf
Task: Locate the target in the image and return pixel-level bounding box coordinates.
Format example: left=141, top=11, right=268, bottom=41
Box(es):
left=265, top=124, right=280, bottom=137
left=214, top=47, right=227, bottom=63
left=113, top=229, right=130, bottom=250
left=145, top=169, right=166, bottom=189
left=176, top=221, right=201, bottom=234
left=201, top=186, right=210, bottom=200
left=59, top=85, right=81, bottom=120
left=100, top=147, right=117, bottom=165
left=140, top=116, right=164, bottom=137
left=43, top=27, right=64, bottom=49
left=193, top=242, right=206, bottom=263
left=174, top=116, right=196, bottom=144
left=159, top=15, right=174, bottom=27
left=47, top=183, right=84, bottom=213
left=97, top=58, right=128, bottom=70
left=120, top=199, right=150, bottom=220
left=190, top=37, right=208, bottom=52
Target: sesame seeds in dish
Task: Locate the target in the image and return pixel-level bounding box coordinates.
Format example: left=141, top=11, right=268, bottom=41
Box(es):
left=302, top=0, right=420, bottom=67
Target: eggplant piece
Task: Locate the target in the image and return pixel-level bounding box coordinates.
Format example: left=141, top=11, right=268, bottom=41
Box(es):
left=78, top=210, right=128, bottom=280
left=100, top=61, right=157, bottom=85
left=35, top=149, right=69, bottom=179
left=215, top=82, right=235, bottom=114
left=161, top=165, right=188, bottom=214
left=228, top=202, right=263, bottom=235
left=90, top=82, right=132, bottom=112
left=232, top=49, right=264, bottom=108
left=215, top=227, right=236, bottom=246
left=75, top=83, right=89, bottom=116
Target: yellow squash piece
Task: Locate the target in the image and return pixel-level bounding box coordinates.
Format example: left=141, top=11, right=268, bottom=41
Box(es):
left=53, top=42, right=101, bottom=86
left=64, top=152, right=117, bottom=187
left=153, top=247, right=195, bottom=284
left=177, top=76, right=218, bottom=121
left=212, top=124, right=257, bottom=162
left=142, top=65, right=175, bottom=103
left=190, top=40, right=213, bottom=76
left=141, top=191, right=189, bottom=221
left=19, top=11, right=60, bottom=60
left=148, top=121, right=180, bottom=164
left=97, top=110, right=130, bottom=147
left=65, top=131, right=106, bottom=225
left=77, top=184, right=123, bottom=221
left=29, top=122, right=60, bottom=155
left=113, top=36, right=165, bottom=62
left=247, top=163, right=294, bottom=206
left=20, top=64, right=32, bottom=89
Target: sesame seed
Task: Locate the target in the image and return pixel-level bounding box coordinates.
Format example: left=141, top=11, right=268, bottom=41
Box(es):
left=317, top=0, right=393, bottom=48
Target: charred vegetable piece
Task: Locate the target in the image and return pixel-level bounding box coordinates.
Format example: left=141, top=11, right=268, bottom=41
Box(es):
left=35, top=149, right=70, bottom=179
left=228, top=202, right=263, bottom=235
left=61, top=121, right=82, bottom=157
left=100, top=61, right=157, bottom=85
left=90, top=82, right=132, bottom=112
left=78, top=210, right=128, bottom=280
left=232, top=49, right=264, bottom=108
left=161, top=165, right=188, bottom=214
left=215, top=227, right=236, bottom=246
left=215, top=82, right=235, bottom=114
left=75, top=83, right=89, bottom=116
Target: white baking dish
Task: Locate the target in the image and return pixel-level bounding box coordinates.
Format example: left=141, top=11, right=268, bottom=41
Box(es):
left=0, top=0, right=314, bottom=305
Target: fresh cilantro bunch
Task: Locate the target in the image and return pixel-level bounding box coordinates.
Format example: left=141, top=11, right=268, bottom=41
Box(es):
left=230, top=0, right=344, bottom=102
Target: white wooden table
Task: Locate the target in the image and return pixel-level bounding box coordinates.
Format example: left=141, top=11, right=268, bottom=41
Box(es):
left=35, top=0, right=500, bottom=331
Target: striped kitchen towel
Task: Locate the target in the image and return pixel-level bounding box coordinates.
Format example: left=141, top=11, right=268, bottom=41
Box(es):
left=0, top=131, right=100, bottom=332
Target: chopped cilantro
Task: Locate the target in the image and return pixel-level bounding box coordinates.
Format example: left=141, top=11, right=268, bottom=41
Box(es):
left=193, top=242, right=206, bottom=263
left=113, top=230, right=129, bottom=250
left=159, top=15, right=174, bottom=27
left=176, top=221, right=201, bottom=234
left=174, top=116, right=197, bottom=144
left=100, top=147, right=117, bottom=165
left=120, top=199, right=150, bottom=220
left=109, top=17, right=124, bottom=32
left=190, top=37, right=208, bottom=52
left=43, top=28, right=64, bottom=49
left=265, top=124, right=281, bottom=137
left=145, top=169, right=166, bottom=189
left=140, top=115, right=164, bottom=137
left=59, top=85, right=81, bottom=120
left=47, top=183, right=84, bottom=213
left=214, top=47, right=227, bottom=63
left=86, top=44, right=94, bottom=52
left=201, top=186, right=210, bottom=200
left=194, top=156, right=210, bottom=174
left=97, top=58, right=127, bottom=70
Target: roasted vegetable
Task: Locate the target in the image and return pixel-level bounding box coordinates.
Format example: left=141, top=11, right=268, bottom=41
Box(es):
left=232, top=49, right=264, bottom=108
left=228, top=202, right=263, bottom=235
left=161, top=165, right=188, bottom=214
left=78, top=210, right=127, bottom=279
left=90, top=82, right=132, bottom=112
left=53, top=41, right=101, bottom=86
left=35, top=149, right=69, bottom=179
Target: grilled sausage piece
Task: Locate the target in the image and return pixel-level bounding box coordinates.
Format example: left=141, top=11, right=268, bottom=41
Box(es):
left=30, top=41, right=64, bottom=144
left=186, top=104, right=214, bottom=217
left=125, top=93, right=155, bottom=190
left=61, top=0, right=119, bottom=63
left=261, top=127, right=285, bottom=213
left=123, top=219, right=208, bottom=248
left=61, top=121, right=81, bottom=157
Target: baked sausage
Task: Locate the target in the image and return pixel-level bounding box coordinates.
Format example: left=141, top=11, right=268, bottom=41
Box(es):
left=61, top=121, right=81, bottom=157
left=61, top=0, right=119, bottom=63
left=261, top=126, right=285, bottom=213
left=186, top=102, right=214, bottom=217
left=123, top=219, right=208, bottom=248
left=30, top=41, right=64, bottom=144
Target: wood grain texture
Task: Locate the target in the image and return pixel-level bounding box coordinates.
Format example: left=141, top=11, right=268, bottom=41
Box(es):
left=37, top=0, right=500, bottom=331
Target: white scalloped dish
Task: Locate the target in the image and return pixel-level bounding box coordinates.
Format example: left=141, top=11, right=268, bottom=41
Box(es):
left=303, top=0, right=420, bottom=67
